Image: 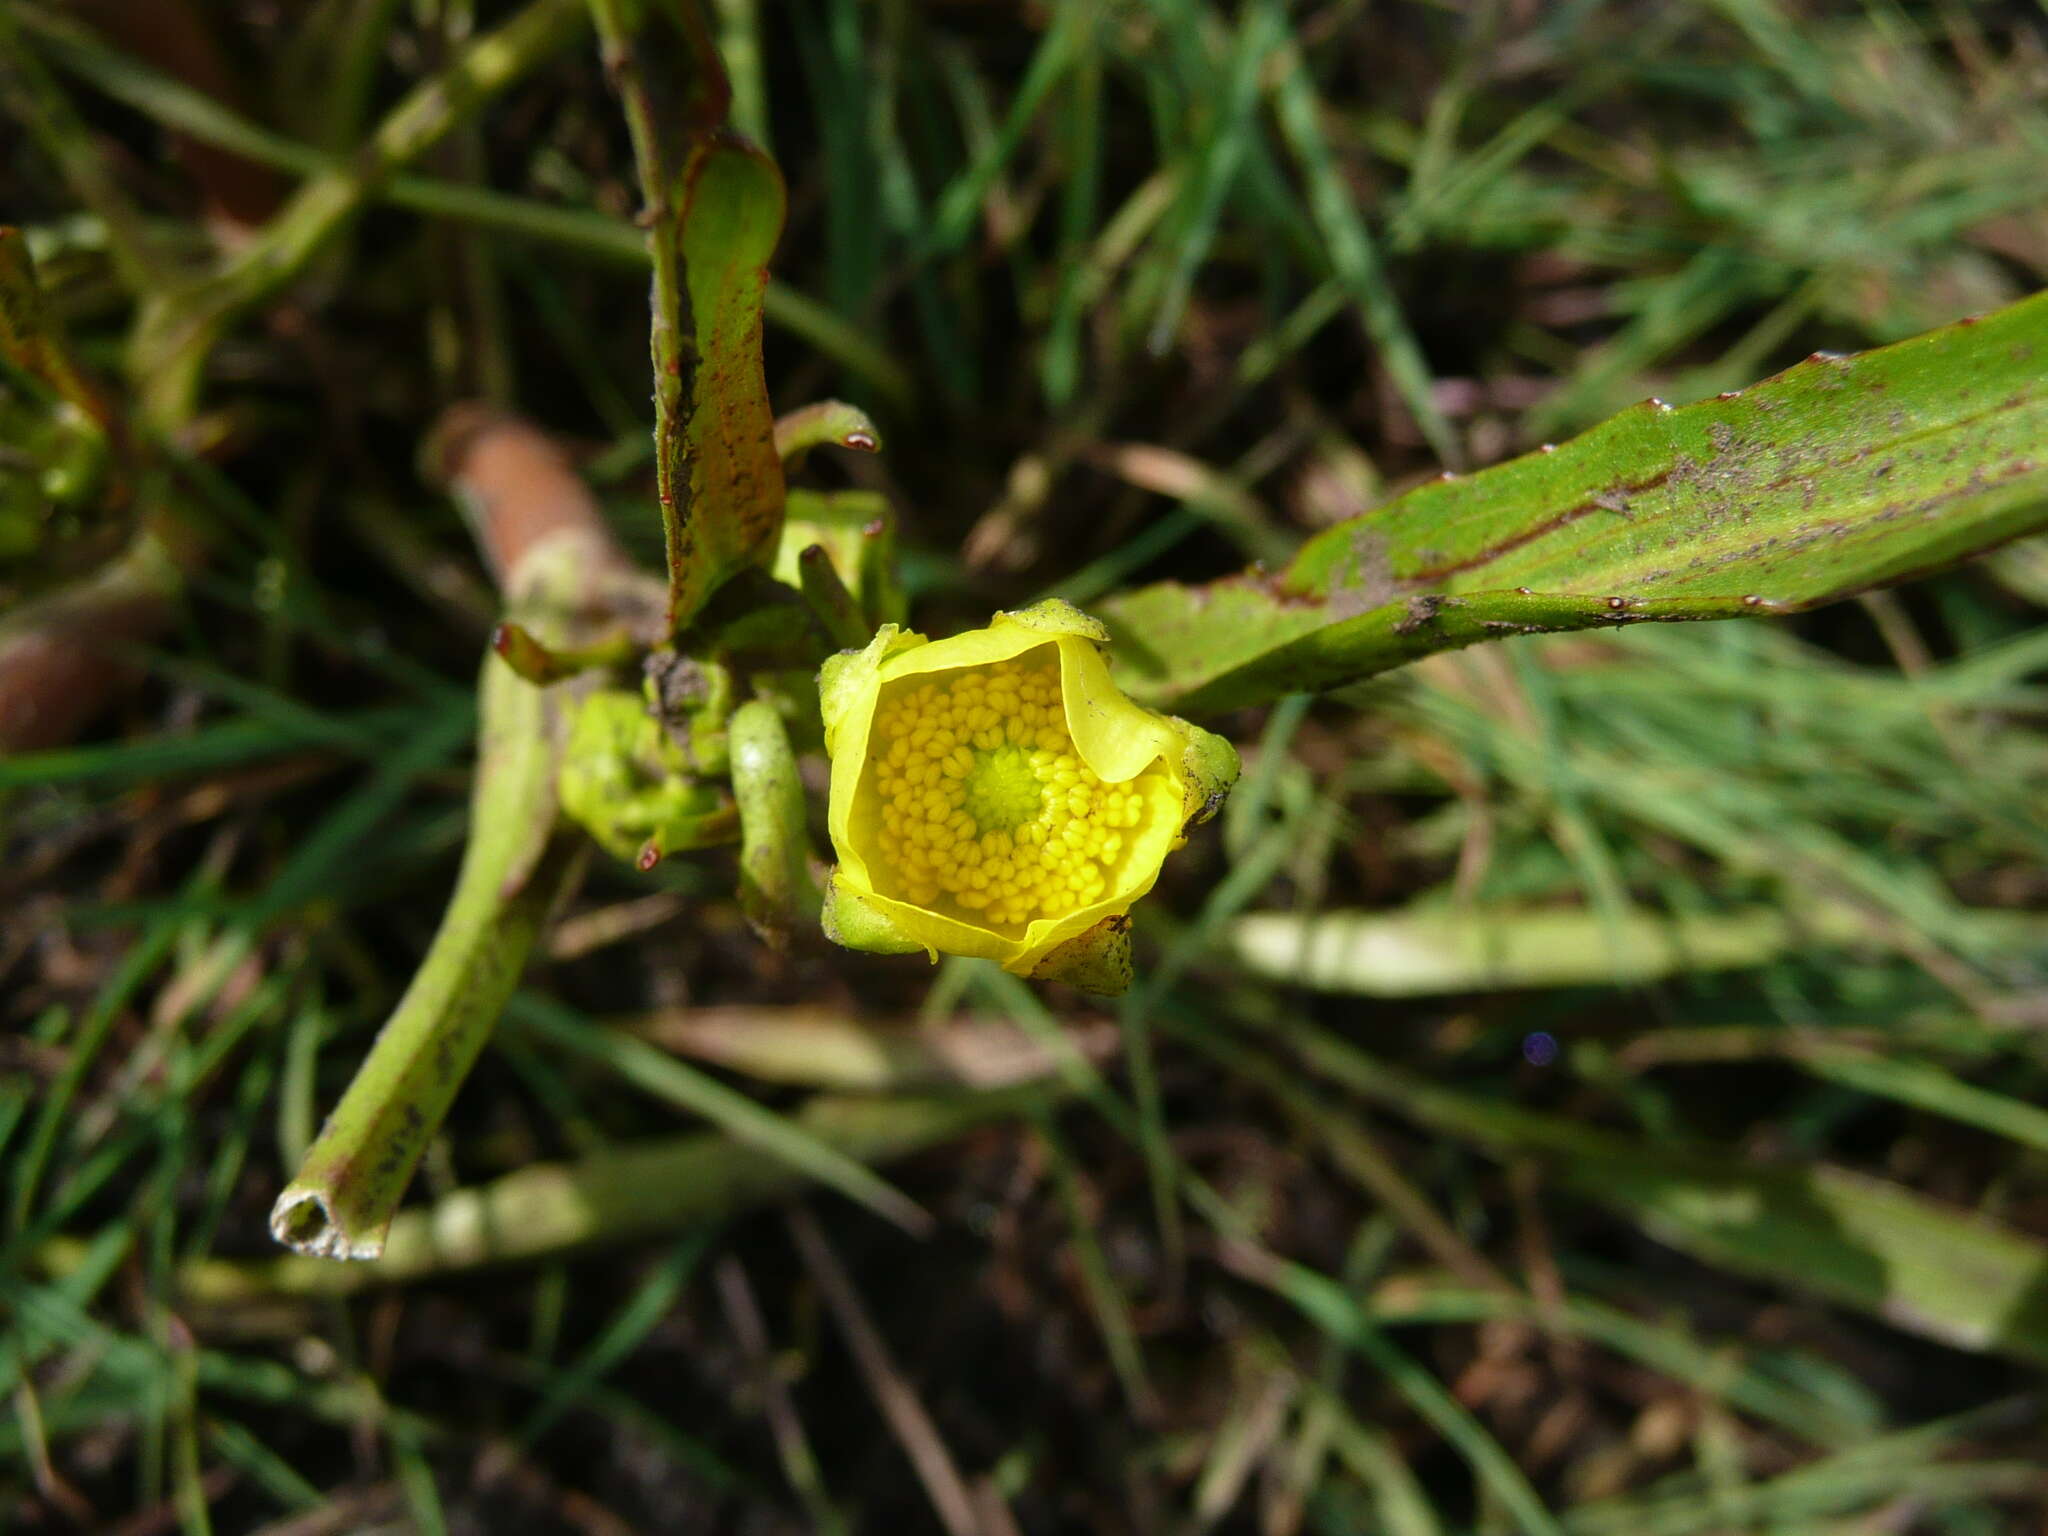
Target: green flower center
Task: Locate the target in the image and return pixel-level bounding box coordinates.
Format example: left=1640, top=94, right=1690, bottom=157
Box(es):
left=961, top=744, right=1044, bottom=833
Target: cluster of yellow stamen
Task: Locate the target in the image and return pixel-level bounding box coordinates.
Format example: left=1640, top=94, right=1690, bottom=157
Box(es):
left=866, top=654, right=1153, bottom=930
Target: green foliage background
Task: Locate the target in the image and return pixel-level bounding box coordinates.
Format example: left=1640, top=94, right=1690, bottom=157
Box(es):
left=4, top=1, right=2048, bottom=1532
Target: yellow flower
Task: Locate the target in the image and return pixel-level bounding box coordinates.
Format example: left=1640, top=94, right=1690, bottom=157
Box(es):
left=818, top=599, right=1238, bottom=993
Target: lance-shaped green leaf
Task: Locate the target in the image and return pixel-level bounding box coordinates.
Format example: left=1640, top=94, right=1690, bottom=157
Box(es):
left=657, top=133, right=787, bottom=629
left=1100, top=291, right=2048, bottom=714
left=271, top=411, right=658, bottom=1261
left=590, top=0, right=786, bottom=632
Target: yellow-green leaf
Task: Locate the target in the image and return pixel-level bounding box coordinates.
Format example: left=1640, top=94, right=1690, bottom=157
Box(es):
left=1102, top=291, right=2048, bottom=713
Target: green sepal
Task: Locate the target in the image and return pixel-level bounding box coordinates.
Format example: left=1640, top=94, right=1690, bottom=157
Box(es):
left=558, top=689, right=739, bottom=861
left=820, top=867, right=929, bottom=957
left=1028, top=914, right=1135, bottom=996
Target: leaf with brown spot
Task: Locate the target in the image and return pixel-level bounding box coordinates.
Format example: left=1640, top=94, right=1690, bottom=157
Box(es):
left=665, top=130, right=786, bottom=630
left=1100, top=290, right=2048, bottom=713
left=588, top=0, right=784, bottom=632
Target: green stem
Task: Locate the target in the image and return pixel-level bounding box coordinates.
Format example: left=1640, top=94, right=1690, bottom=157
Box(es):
left=127, top=0, right=588, bottom=429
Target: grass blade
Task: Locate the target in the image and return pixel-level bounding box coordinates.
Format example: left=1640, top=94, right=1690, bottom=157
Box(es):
left=510, top=994, right=935, bottom=1237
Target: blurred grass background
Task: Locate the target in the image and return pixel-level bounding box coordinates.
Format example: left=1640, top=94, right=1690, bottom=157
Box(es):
left=4, top=0, right=2048, bottom=1531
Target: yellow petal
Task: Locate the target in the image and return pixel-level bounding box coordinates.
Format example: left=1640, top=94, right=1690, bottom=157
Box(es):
left=821, top=623, right=926, bottom=896
left=1055, top=629, right=1185, bottom=785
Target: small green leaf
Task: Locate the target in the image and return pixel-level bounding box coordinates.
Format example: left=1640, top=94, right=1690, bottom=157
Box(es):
left=557, top=689, right=738, bottom=864
left=1101, top=291, right=2048, bottom=713
left=489, top=620, right=638, bottom=684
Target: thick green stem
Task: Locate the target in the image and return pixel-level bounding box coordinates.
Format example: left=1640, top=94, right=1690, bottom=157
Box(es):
left=185, top=1088, right=1049, bottom=1296
left=271, top=412, right=653, bottom=1260
left=14, top=5, right=912, bottom=406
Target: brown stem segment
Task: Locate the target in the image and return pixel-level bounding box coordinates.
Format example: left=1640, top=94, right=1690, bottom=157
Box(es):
left=424, top=402, right=628, bottom=588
